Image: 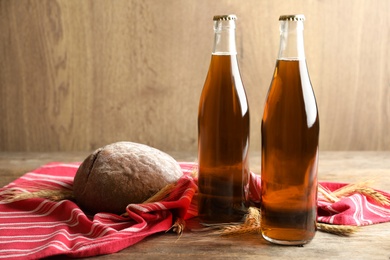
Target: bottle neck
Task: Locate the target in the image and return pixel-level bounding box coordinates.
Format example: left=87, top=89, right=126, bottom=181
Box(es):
left=212, top=19, right=237, bottom=55
left=278, top=20, right=305, bottom=60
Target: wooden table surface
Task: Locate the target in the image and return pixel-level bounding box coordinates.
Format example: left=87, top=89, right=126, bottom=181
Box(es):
left=1, top=151, right=390, bottom=259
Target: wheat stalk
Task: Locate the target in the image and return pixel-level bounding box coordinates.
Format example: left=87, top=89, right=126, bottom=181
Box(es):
left=319, top=181, right=390, bottom=206
left=219, top=224, right=262, bottom=236
left=1, top=188, right=74, bottom=203
left=316, top=222, right=357, bottom=236
left=168, top=218, right=186, bottom=235
left=318, top=184, right=339, bottom=203
left=334, top=182, right=390, bottom=206
left=332, top=181, right=374, bottom=197
left=214, top=207, right=358, bottom=237
left=355, top=187, right=390, bottom=205
left=142, top=183, right=177, bottom=203
left=218, top=220, right=357, bottom=237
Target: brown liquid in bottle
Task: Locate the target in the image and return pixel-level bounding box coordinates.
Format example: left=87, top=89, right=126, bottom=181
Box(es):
left=198, top=54, right=250, bottom=224
left=261, top=59, right=319, bottom=244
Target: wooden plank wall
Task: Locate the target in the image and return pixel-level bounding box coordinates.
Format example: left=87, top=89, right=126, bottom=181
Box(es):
left=0, top=0, right=389, bottom=152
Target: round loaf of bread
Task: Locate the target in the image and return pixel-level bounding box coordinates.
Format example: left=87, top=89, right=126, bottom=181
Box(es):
left=73, top=141, right=183, bottom=214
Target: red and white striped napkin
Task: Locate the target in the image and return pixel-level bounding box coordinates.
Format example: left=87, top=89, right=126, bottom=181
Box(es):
left=248, top=174, right=390, bottom=226
left=316, top=182, right=390, bottom=226
left=1, top=162, right=390, bottom=259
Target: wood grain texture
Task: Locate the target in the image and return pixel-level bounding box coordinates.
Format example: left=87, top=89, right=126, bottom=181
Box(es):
left=0, top=0, right=389, bottom=152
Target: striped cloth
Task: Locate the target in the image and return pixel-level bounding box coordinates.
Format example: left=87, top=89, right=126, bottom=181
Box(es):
left=0, top=162, right=197, bottom=259
left=316, top=182, right=390, bottom=225
left=0, top=162, right=390, bottom=259
left=248, top=175, right=390, bottom=226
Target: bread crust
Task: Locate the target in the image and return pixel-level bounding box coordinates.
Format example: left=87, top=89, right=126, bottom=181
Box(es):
left=73, top=142, right=183, bottom=214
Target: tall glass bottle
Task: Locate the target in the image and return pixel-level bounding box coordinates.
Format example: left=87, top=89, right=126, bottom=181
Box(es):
left=261, top=14, right=320, bottom=245
left=198, top=14, right=250, bottom=224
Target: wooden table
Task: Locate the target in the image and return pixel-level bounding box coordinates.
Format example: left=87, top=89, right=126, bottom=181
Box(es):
left=1, top=151, right=390, bottom=259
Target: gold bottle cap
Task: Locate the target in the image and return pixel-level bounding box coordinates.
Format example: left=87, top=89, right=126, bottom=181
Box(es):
left=213, top=14, right=237, bottom=21
left=279, top=14, right=305, bottom=21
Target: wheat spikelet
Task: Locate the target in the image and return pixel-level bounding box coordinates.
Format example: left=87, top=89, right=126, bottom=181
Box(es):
left=316, top=222, right=357, bottom=236
left=214, top=207, right=358, bottom=237
left=332, top=181, right=373, bottom=197
left=121, top=183, right=181, bottom=217
left=318, top=181, right=390, bottom=206
left=331, top=181, right=390, bottom=206
left=1, top=188, right=74, bottom=203
left=142, top=183, right=177, bottom=203
left=168, top=218, right=186, bottom=235
left=340, top=187, right=390, bottom=206
left=190, top=167, right=199, bottom=178
left=219, top=222, right=358, bottom=237
left=244, top=207, right=261, bottom=226
left=220, top=224, right=261, bottom=236
left=318, top=184, right=340, bottom=203
left=214, top=207, right=262, bottom=236
left=355, top=187, right=390, bottom=205
left=121, top=183, right=179, bottom=217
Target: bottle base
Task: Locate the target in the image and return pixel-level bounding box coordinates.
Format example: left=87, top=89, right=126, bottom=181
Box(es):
left=261, top=233, right=313, bottom=246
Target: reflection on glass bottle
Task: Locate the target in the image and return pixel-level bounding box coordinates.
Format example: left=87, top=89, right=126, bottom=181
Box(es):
left=198, top=14, right=250, bottom=224
left=261, top=14, right=320, bottom=245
